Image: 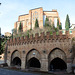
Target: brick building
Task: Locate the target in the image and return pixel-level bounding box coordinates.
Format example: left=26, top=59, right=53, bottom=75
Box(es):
left=14, top=7, right=60, bottom=32
left=5, top=7, right=75, bottom=73
left=6, top=30, right=75, bottom=73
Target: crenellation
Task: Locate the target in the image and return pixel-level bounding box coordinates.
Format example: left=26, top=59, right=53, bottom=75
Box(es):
left=66, top=31, right=70, bottom=35
left=21, top=36, right=24, bottom=41
left=25, top=36, right=29, bottom=42
left=59, top=30, right=62, bottom=35
left=46, top=32, right=50, bottom=39
left=17, top=37, right=20, bottom=43
left=35, top=33, right=39, bottom=40
left=10, top=39, right=13, bottom=43
left=7, top=30, right=74, bottom=47
left=40, top=32, right=45, bottom=40
left=53, top=32, right=56, bottom=38
left=13, top=38, right=15, bottom=43
left=30, top=34, right=33, bottom=40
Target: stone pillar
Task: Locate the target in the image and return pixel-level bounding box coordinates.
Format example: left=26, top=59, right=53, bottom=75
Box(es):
left=7, top=59, right=11, bottom=66
left=7, top=54, right=11, bottom=66
left=67, top=58, right=72, bottom=73
left=21, top=54, right=26, bottom=70
left=7, top=55, right=11, bottom=66
left=41, top=59, right=48, bottom=71
left=40, top=54, right=48, bottom=71
left=21, top=60, right=25, bottom=70
left=67, top=63, right=72, bottom=73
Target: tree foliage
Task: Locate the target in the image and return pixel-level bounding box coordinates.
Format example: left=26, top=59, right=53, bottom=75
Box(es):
left=57, top=18, right=59, bottom=29
left=18, top=22, right=23, bottom=32
left=52, top=22, right=55, bottom=30
left=35, top=19, right=39, bottom=28
left=12, top=28, right=17, bottom=35
left=0, top=36, right=8, bottom=55
left=57, top=19, right=62, bottom=30
left=65, top=14, right=70, bottom=30
left=59, top=23, right=62, bottom=30
left=44, top=17, right=50, bottom=27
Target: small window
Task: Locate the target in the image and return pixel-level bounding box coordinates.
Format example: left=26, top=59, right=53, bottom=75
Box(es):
left=70, top=31, right=72, bottom=34
left=62, top=31, right=65, bottom=34
left=33, top=13, right=34, bottom=17
left=35, top=11, right=37, bottom=13
left=62, top=31, right=64, bottom=33
left=33, top=17, right=34, bottom=20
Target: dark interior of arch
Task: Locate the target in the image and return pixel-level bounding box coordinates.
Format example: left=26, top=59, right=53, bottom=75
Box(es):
left=50, top=58, right=67, bottom=71
left=12, top=57, right=21, bottom=66
left=27, top=57, right=41, bottom=68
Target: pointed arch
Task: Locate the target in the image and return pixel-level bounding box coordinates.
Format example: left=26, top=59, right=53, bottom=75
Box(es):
left=48, top=47, right=67, bottom=61
left=48, top=47, right=67, bottom=71
left=11, top=50, right=21, bottom=67
left=25, top=49, right=41, bottom=69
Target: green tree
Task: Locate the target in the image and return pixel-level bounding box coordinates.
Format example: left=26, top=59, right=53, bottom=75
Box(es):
left=52, top=22, right=55, bottom=30
left=35, top=19, right=39, bottom=28
left=55, top=28, right=58, bottom=32
left=44, top=17, right=49, bottom=27
left=57, top=18, right=59, bottom=29
left=12, top=28, right=17, bottom=35
left=59, top=23, right=62, bottom=30
left=65, top=14, right=70, bottom=30
left=18, top=22, right=23, bottom=32
left=0, top=35, right=8, bottom=55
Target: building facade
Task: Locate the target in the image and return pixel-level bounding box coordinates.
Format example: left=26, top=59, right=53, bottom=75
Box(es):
left=6, top=30, right=75, bottom=73
left=5, top=32, right=11, bottom=37
left=14, top=7, right=60, bottom=32
left=70, top=24, right=75, bottom=29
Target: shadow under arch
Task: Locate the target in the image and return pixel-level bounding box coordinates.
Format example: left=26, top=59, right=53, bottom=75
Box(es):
left=48, top=47, right=67, bottom=71
left=50, top=57, right=67, bottom=71
left=25, top=49, right=41, bottom=69
left=27, top=57, right=41, bottom=69
left=12, top=57, right=21, bottom=66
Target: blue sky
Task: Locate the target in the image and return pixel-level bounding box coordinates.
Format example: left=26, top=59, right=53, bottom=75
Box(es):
left=0, top=0, right=75, bottom=34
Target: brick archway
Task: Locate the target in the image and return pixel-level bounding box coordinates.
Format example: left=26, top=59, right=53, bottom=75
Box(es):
left=48, top=48, right=67, bottom=71
left=25, top=49, right=41, bottom=69
left=11, top=50, right=21, bottom=67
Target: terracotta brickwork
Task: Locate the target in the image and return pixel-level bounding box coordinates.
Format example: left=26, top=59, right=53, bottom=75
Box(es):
left=6, top=30, right=75, bottom=72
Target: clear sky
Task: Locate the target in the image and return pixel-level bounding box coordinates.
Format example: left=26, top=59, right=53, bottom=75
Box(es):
left=0, top=0, right=75, bottom=34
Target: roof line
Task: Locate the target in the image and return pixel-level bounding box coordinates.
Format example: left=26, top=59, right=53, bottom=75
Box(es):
left=16, top=20, right=25, bottom=22
left=30, top=7, right=42, bottom=10
left=43, top=11, right=57, bottom=12
left=19, top=14, right=29, bottom=17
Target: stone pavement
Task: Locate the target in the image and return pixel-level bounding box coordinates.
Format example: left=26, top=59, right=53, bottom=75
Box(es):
left=0, top=68, right=39, bottom=75
left=0, top=68, right=74, bottom=75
